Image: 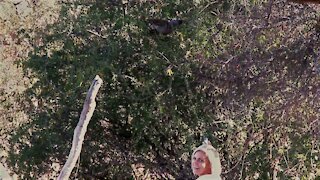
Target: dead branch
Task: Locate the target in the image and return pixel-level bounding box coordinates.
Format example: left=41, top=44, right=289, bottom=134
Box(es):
left=57, top=75, right=103, bottom=180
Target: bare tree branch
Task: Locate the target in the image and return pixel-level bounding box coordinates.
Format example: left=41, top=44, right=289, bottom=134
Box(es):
left=58, top=75, right=103, bottom=180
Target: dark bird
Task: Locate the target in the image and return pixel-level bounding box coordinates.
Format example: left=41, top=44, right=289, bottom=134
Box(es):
left=146, top=19, right=183, bottom=35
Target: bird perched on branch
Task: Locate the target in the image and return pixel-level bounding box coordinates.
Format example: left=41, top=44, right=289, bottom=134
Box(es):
left=145, top=19, right=183, bottom=35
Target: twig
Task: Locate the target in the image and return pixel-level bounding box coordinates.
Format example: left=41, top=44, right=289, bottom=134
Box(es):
left=87, top=30, right=107, bottom=39
left=199, top=1, right=218, bottom=14
left=58, top=75, right=103, bottom=180
left=122, top=75, right=144, bottom=86
left=239, top=154, right=245, bottom=179
left=157, top=51, right=172, bottom=64
left=74, top=156, right=80, bottom=179
left=224, top=56, right=235, bottom=65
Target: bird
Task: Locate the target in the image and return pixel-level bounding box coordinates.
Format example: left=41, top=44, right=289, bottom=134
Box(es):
left=145, top=19, right=183, bottom=35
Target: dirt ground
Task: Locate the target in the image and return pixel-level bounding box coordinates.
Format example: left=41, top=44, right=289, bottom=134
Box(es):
left=0, top=0, right=59, bottom=179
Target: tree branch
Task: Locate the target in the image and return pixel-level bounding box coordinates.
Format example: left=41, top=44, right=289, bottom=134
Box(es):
left=57, top=75, right=103, bottom=180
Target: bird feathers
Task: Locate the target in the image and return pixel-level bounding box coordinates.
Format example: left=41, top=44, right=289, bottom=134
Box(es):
left=145, top=18, right=183, bottom=35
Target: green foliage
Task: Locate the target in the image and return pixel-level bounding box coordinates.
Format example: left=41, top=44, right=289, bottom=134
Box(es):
left=7, top=0, right=225, bottom=178
left=2, top=0, right=320, bottom=179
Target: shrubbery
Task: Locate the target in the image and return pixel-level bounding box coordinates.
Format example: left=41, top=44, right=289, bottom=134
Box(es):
left=2, top=0, right=319, bottom=179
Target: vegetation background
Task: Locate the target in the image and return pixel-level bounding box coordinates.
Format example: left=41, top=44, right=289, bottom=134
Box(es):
left=0, top=0, right=319, bottom=179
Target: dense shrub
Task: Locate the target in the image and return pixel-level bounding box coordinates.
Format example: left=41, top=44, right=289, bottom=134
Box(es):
left=2, top=0, right=319, bottom=179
